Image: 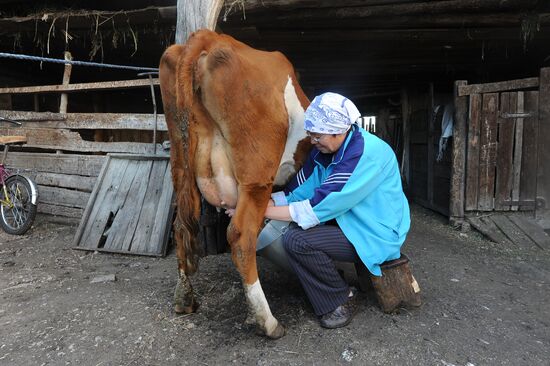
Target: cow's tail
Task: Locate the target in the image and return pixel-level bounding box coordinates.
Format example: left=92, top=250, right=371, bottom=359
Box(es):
left=159, top=42, right=202, bottom=275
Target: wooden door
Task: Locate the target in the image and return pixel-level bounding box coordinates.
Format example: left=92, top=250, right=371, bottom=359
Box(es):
left=464, top=91, right=539, bottom=212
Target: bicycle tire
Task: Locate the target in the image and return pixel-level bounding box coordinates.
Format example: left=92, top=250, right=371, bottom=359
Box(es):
left=0, top=175, right=37, bottom=235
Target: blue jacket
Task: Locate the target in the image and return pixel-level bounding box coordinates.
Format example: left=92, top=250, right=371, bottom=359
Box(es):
left=272, top=125, right=410, bottom=276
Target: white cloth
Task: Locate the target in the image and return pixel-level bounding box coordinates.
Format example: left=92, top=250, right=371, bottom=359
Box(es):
left=304, top=92, right=361, bottom=134
left=436, top=103, right=454, bottom=162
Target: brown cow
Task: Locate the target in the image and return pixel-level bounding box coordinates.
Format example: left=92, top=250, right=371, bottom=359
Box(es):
left=159, top=29, right=311, bottom=338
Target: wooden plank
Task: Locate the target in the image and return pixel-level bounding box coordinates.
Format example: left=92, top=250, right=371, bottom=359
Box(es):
left=59, top=51, right=73, bottom=113
left=1, top=127, right=165, bottom=154
left=0, top=135, right=26, bottom=144
left=119, top=160, right=154, bottom=252
left=490, top=214, right=538, bottom=250
left=5, top=152, right=105, bottom=176
left=35, top=172, right=96, bottom=192
left=511, top=92, right=524, bottom=211
left=478, top=93, right=498, bottom=211
left=102, top=160, right=143, bottom=251
left=465, top=93, right=482, bottom=211
left=519, top=91, right=539, bottom=211
left=77, top=158, right=131, bottom=249
left=131, top=160, right=168, bottom=254
left=72, top=156, right=113, bottom=249
left=508, top=215, right=550, bottom=250
left=148, top=162, right=174, bottom=255
left=537, top=68, right=550, bottom=225
left=0, top=110, right=167, bottom=131
left=467, top=216, right=513, bottom=245
left=494, top=92, right=514, bottom=211
left=400, top=87, right=410, bottom=186
left=427, top=83, right=435, bottom=207
left=0, top=78, right=160, bottom=95
left=449, top=80, right=468, bottom=224
left=38, top=203, right=83, bottom=218
left=458, top=77, right=539, bottom=96
left=75, top=155, right=173, bottom=256
left=38, top=186, right=90, bottom=208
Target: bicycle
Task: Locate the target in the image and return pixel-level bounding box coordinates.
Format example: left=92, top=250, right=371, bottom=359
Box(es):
left=0, top=118, right=38, bottom=235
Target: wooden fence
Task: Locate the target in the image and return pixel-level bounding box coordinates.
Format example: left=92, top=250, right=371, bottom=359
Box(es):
left=1, top=109, right=167, bottom=221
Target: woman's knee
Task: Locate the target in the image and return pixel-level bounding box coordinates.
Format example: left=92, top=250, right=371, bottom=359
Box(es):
left=282, top=228, right=309, bottom=254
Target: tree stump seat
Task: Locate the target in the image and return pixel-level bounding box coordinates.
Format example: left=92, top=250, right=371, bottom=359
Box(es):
left=355, top=253, right=422, bottom=313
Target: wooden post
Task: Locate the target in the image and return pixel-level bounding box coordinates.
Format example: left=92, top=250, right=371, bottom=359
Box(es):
left=175, top=0, right=224, bottom=44
left=59, top=51, right=73, bottom=113
left=449, top=80, right=468, bottom=226
left=537, top=68, right=550, bottom=228
left=427, top=82, right=435, bottom=206
left=400, top=87, right=410, bottom=187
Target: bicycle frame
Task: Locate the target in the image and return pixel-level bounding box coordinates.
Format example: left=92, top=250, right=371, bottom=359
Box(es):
left=0, top=163, right=13, bottom=207
left=0, top=146, right=38, bottom=206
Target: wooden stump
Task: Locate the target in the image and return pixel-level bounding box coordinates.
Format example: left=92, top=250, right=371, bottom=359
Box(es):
left=356, top=254, right=422, bottom=313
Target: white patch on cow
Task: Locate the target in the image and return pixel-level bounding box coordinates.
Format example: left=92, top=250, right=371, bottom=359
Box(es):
left=245, top=280, right=278, bottom=335
left=274, top=76, right=307, bottom=186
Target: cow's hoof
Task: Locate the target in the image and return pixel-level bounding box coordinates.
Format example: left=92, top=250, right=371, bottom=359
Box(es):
left=266, top=322, right=285, bottom=339
left=174, top=300, right=199, bottom=314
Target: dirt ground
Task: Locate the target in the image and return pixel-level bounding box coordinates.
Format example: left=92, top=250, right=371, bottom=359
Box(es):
left=1, top=204, right=549, bottom=366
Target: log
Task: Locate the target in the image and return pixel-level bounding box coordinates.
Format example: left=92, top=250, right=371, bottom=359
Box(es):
left=358, top=254, right=421, bottom=313
left=176, top=0, right=223, bottom=44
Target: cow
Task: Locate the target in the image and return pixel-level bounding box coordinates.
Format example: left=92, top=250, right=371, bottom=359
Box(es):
left=159, top=29, right=311, bottom=339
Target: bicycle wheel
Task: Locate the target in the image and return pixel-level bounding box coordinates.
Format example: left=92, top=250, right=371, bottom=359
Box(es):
left=0, top=175, right=37, bottom=235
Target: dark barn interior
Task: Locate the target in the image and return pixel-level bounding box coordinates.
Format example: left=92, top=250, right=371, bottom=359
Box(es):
left=1, top=0, right=549, bottom=221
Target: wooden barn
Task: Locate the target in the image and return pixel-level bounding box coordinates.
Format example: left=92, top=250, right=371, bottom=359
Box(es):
left=1, top=0, right=549, bottom=251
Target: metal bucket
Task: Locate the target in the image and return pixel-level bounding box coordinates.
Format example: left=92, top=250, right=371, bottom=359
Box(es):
left=256, top=219, right=295, bottom=273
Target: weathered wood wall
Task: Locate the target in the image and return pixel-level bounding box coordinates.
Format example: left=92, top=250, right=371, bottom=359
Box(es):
left=1, top=110, right=167, bottom=221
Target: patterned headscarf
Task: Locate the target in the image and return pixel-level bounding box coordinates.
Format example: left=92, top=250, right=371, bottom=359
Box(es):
left=304, top=92, right=361, bottom=134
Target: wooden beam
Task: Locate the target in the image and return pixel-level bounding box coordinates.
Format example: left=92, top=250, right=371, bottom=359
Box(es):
left=5, top=152, right=105, bottom=176
left=278, top=0, right=541, bottom=18
left=59, top=51, right=73, bottom=113
left=449, top=80, right=468, bottom=225
left=458, top=77, right=539, bottom=96
left=0, top=110, right=167, bottom=131
left=226, top=12, right=550, bottom=29
left=0, top=78, right=160, bottom=95
left=228, top=27, right=550, bottom=43
left=538, top=68, right=550, bottom=226
left=1, top=128, right=166, bottom=154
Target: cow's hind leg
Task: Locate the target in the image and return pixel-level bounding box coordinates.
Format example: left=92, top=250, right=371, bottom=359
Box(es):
left=228, top=187, right=285, bottom=339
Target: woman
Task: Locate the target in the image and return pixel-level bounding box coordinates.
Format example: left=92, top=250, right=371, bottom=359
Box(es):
left=265, top=92, right=410, bottom=329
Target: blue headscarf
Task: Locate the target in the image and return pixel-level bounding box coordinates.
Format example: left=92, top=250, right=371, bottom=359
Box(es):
left=304, top=92, right=361, bottom=134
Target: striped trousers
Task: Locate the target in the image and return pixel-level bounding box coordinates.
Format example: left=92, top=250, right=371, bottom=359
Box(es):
left=282, top=224, right=360, bottom=316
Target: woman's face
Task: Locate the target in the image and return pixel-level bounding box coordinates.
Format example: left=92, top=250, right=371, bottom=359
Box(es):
left=307, top=131, right=347, bottom=154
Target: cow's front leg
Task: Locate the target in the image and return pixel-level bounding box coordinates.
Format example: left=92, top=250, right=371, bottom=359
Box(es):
left=228, top=188, right=285, bottom=339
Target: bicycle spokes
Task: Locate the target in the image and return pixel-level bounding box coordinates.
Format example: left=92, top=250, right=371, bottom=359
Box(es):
left=1, top=176, right=36, bottom=234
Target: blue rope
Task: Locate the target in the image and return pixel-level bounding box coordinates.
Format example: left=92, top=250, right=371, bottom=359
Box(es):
left=0, top=52, right=158, bottom=72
